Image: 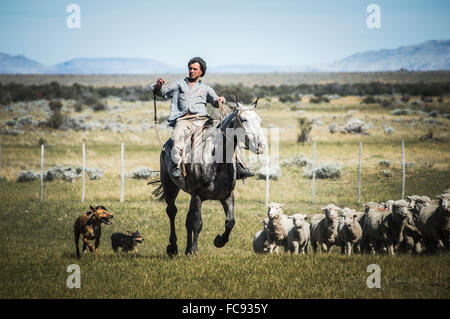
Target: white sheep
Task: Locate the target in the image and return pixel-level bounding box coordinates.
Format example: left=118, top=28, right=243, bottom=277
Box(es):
left=253, top=218, right=270, bottom=254
left=360, top=202, right=391, bottom=254
left=266, top=202, right=294, bottom=253
left=337, top=208, right=362, bottom=256
left=417, top=192, right=450, bottom=254
left=287, top=214, right=310, bottom=254
left=309, top=204, right=340, bottom=254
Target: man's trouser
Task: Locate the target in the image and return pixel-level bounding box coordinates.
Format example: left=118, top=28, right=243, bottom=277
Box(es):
left=171, top=115, right=209, bottom=167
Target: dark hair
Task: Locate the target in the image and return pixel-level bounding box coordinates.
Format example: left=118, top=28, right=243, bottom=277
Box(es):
left=188, top=57, right=206, bottom=77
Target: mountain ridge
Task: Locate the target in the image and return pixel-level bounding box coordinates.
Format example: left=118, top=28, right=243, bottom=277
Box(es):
left=1, top=40, right=448, bottom=74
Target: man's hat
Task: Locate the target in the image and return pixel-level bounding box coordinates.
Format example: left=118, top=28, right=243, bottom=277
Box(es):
left=188, top=57, right=207, bottom=77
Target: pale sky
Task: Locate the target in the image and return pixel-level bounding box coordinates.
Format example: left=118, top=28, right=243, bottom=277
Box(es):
left=0, top=0, right=449, bottom=67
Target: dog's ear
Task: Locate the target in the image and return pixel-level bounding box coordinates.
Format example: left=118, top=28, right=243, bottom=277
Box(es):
left=89, top=205, right=95, bottom=213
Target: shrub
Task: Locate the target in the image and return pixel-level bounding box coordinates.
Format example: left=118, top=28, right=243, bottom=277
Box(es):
left=92, top=102, right=106, bottom=111
left=297, top=117, right=312, bottom=144
left=309, top=95, right=329, bottom=104
left=49, top=100, right=63, bottom=111
left=378, top=160, right=391, bottom=167
left=46, top=109, right=64, bottom=129
left=361, top=96, right=377, bottom=104
left=74, top=102, right=83, bottom=112
left=302, top=162, right=341, bottom=179
left=17, top=170, right=39, bottom=182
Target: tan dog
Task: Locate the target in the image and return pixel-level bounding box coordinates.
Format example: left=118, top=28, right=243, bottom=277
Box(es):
left=74, top=205, right=114, bottom=259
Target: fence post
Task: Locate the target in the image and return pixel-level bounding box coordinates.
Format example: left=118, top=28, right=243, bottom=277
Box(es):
left=121, top=142, right=124, bottom=203
left=312, top=142, right=316, bottom=204
left=82, top=144, right=85, bottom=203
left=40, top=144, right=44, bottom=202
left=358, top=141, right=362, bottom=204
left=402, top=139, right=405, bottom=200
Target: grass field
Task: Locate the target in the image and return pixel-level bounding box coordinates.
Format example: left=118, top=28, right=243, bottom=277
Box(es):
left=0, top=75, right=449, bottom=299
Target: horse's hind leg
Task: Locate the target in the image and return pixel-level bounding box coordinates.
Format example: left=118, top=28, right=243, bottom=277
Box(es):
left=214, top=192, right=235, bottom=248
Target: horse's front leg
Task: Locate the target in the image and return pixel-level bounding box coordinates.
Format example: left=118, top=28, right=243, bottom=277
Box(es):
left=185, top=193, right=202, bottom=255
left=215, top=192, right=235, bottom=248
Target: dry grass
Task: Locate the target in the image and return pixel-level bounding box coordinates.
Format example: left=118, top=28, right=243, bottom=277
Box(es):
left=0, top=75, right=449, bottom=299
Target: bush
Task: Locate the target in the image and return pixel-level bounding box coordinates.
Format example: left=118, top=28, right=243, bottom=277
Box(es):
left=49, top=100, right=63, bottom=111
left=297, top=117, right=312, bottom=144
left=309, top=95, right=329, bottom=104
left=17, top=170, right=39, bottom=182
left=46, top=110, right=64, bottom=129
left=361, top=96, right=377, bottom=104
left=74, top=102, right=83, bottom=112
left=92, top=102, right=106, bottom=111
left=302, top=162, right=341, bottom=179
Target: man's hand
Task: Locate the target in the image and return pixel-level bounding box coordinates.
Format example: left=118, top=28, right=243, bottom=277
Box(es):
left=155, top=78, right=165, bottom=91
left=217, top=96, right=226, bottom=105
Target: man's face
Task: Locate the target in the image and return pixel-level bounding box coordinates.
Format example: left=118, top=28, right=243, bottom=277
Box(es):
left=188, top=62, right=202, bottom=81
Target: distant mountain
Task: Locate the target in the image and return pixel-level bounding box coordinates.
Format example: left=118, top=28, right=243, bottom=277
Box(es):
left=0, top=53, right=48, bottom=74
left=0, top=54, right=183, bottom=74
left=0, top=40, right=448, bottom=74
left=51, top=57, right=183, bottom=74
left=209, top=64, right=320, bottom=73
left=322, top=40, right=450, bottom=72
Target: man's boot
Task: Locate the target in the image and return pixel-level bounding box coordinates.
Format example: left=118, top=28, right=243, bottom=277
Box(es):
left=171, top=167, right=183, bottom=179
left=236, top=162, right=254, bottom=180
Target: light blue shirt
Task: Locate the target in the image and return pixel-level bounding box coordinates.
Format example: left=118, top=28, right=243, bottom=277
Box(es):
left=151, top=77, right=223, bottom=127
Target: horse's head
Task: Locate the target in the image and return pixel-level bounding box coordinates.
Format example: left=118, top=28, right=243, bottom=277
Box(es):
left=228, top=98, right=266, bottom=155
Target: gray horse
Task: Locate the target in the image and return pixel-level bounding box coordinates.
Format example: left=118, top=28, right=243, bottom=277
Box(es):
left=152, top=99, right=266, bottom=256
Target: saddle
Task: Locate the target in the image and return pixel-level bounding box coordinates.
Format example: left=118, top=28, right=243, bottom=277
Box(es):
left=162, top=116, right=219, bottom=174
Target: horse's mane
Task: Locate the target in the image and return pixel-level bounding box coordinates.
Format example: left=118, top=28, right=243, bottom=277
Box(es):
left=219, top=109, right=239, bottom=131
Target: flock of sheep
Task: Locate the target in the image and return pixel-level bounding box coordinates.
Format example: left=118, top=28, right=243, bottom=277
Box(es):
left=253, top=189, right=449, bottom=256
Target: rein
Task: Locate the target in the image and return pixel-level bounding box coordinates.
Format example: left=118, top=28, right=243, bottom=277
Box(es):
left=153, top=92, right=162, bottom=147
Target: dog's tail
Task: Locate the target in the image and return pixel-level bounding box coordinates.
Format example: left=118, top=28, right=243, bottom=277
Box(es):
left=147, top=178, right=165, bottom=201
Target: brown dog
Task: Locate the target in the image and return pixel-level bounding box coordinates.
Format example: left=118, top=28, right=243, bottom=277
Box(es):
left=74, top=205, right=113, bottom=259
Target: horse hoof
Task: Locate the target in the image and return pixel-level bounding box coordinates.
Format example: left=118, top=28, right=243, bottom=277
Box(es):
left=166, top=244, right=178, bottom=257
left=214, top=235, right=226, bottom=248
left=185, top=248, right=196, bottom=256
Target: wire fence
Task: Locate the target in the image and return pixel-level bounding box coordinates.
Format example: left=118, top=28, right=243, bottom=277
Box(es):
left=0, top=139, right=408, bottom=204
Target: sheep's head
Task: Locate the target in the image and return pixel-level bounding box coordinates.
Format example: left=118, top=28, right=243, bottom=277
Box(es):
left=384, top=200, right=395, bottom=210
left=438, top=193, right=450, bottom=213
left=407, top=195, right=431, bottom=214
left=322, top=204, right=340, bottom=221
left=267, top=202, right=284, bottom=219
left=341, top=207, right=358, bottom=226
left=290, top=213, right=308, bottom=227
left=392, top=200, right=409, bottom=218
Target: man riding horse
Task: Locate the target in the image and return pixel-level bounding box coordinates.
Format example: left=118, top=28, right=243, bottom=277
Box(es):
left=151, top=57, right=254, bottom=180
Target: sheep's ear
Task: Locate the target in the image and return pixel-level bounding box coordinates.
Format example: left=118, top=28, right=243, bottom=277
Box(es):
left=406, top=195, right=412, bottom=200
left=280, top=203, right=285, bottom=207
left=287, top=216, right=293, bottom=219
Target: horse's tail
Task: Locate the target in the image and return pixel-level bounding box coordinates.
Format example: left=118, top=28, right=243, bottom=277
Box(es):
left=147, top=178, right=165, bottom=201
